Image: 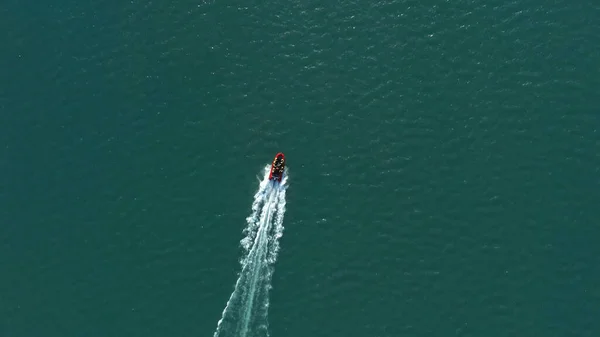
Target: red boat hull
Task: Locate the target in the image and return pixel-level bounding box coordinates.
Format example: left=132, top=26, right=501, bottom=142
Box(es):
left=269, top=152, right=285, bottom=182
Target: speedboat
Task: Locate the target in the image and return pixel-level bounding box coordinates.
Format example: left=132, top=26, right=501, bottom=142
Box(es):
left=269, top=152, right=285, bottom=182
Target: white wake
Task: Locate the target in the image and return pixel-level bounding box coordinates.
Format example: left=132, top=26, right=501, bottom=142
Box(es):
left=213, top=164, right=289, bottom=337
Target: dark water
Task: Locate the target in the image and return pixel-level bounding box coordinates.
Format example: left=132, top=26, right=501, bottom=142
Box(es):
left=2, top=0, right=599, bottom=336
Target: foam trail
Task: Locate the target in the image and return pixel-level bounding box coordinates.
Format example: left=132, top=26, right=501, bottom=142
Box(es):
left=213, top=165, right=289, bottom=337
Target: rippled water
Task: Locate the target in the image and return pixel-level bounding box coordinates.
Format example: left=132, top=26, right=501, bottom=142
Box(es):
left=2, top=0, right=599, bottom=336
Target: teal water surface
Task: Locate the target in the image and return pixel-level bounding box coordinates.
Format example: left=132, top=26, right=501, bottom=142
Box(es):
left=2, top=0, right=599, bottom=336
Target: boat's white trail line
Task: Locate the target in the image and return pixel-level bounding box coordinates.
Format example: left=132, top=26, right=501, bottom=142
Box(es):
left=213, top=165, right=289, bottom=337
